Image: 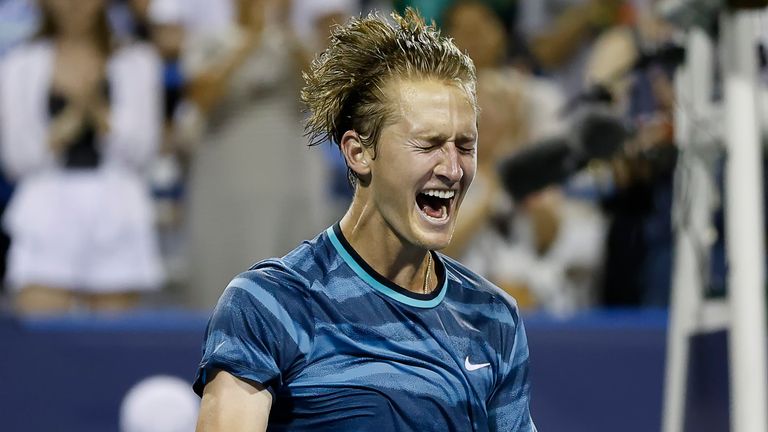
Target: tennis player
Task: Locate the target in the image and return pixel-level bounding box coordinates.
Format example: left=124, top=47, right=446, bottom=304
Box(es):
left=194, top=9, right=537, bottom=432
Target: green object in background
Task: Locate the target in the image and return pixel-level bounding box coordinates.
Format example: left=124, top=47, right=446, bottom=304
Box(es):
left=393, top=0, right=455, bottom=25
left=393, top=0, right=517, bottom=28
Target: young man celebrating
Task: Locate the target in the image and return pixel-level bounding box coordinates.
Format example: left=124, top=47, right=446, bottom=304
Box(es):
left=193, top=9, right=537, bottom=432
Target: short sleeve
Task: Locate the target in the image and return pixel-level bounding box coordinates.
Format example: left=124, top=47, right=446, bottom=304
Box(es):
left=488, top=310, right=537, bottom=432
left=193, top=266, right=315, bottom=396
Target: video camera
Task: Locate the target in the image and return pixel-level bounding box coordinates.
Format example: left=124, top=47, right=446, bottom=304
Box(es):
left=497, top=43, right=687, bottom=202
left=497, top=105, right=627, bottom=201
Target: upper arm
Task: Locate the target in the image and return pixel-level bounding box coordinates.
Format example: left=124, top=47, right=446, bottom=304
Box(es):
left=196, top=369, right=272, bottom=432
left=193, top=268, right=315, bottom=399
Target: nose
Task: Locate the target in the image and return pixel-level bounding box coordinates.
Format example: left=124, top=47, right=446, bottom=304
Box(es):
left=434, top=144, right=463, bottom=184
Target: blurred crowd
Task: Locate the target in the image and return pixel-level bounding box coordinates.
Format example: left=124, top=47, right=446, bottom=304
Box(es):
left=0, top=0, right=687, bottom=315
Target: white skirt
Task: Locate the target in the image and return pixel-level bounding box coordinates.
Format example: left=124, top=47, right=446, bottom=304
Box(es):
left=4, top=167, right=164, bottom=293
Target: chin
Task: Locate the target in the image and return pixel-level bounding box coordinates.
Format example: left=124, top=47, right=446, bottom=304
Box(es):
left=413, top=227, right=454, bottom=250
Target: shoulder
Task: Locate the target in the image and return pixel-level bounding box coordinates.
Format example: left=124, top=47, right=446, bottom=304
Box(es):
left=107, top=43, right=161, bottom=98
left=210, top=259, right=315, bottom=345
left=224, top=233, right=329, bottom=305
left=277, top=229, right=333, bottom=281
left=440, top=254, right=522, bottom=325
left=227, top=258, right=313, bottom=305
left=0, top=41, right=52, bottom=101
left=1, top=40, right=51, bottom=71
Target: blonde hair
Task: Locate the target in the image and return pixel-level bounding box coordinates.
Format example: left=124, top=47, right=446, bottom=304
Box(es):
left=301, top=8, right=477, bottom=184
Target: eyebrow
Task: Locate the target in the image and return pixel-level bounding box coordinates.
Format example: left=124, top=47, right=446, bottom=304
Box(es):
left=455, top=133, right=477, bottom=143
left=418, top=132, right=477, bottom=143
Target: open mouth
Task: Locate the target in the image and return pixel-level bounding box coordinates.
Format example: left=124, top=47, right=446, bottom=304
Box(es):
left=416, top=189, right=455, bottom=222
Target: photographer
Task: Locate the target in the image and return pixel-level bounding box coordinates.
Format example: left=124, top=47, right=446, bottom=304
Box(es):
left=585, top=1, right=679, bottom=307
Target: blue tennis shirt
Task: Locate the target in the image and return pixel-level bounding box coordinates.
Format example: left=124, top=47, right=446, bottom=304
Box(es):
left=194, top=223, right=537, bottom=431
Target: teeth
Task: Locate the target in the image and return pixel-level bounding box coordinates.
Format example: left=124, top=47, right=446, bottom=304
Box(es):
left=422, top=189, right=455, bottom=199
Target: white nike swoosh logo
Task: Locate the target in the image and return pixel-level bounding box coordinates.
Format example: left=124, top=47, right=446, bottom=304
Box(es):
left=464, top=356, right=491, bottom=371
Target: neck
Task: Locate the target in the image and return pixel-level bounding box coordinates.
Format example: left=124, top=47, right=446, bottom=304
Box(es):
left=57, top=36, right=101, bottom=52
left=340, top=197, right=433, bottom=294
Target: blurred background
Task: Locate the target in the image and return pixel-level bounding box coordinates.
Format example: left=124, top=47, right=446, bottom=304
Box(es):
left=0, top=0, right=763, bottom=431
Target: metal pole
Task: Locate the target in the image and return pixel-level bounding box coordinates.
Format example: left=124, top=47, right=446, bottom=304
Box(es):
left=721, top=10, right=768, bottom=432
left=663, top=27, right=716, bottom=432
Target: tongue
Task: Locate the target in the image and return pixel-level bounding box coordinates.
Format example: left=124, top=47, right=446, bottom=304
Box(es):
left=423, top=202, right=445, bottom=219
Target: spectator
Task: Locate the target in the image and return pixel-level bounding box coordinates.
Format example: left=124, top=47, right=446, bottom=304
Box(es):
left=0, top=0, right=164, bottom=313
left=181, top=0, right=329, bottom=308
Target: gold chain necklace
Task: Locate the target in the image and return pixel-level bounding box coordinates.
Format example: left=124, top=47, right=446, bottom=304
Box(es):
left=422, top=252, right=432, bottom=294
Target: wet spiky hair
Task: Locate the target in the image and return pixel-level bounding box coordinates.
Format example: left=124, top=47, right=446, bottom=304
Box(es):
left=301, top=8, right=477, bottom=184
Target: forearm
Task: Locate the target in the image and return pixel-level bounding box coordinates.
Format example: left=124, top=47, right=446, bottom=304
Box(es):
left=84, top=97, right=111, bottom=136
left=49, top=105, right=86, bottom=154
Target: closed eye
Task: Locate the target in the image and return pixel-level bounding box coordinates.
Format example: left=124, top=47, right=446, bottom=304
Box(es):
left=415, top=143, right=440, bottom=153
left=414, top=136, right=476, bottom=153
left=456, top=137, right=477, bottom=154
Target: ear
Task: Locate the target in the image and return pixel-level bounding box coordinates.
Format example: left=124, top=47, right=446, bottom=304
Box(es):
left=339, top=130, right=371, bottom=178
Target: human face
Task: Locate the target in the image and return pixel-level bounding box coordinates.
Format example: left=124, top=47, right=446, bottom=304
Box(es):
left=365, top=79, right=477, bottom=251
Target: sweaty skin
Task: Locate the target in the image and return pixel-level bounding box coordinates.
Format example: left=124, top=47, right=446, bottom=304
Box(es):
left=340, top=78, right=478, bottom=293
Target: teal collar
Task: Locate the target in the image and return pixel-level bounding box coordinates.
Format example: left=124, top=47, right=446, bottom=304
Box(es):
left=326, top=223, right=448, bottom=309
